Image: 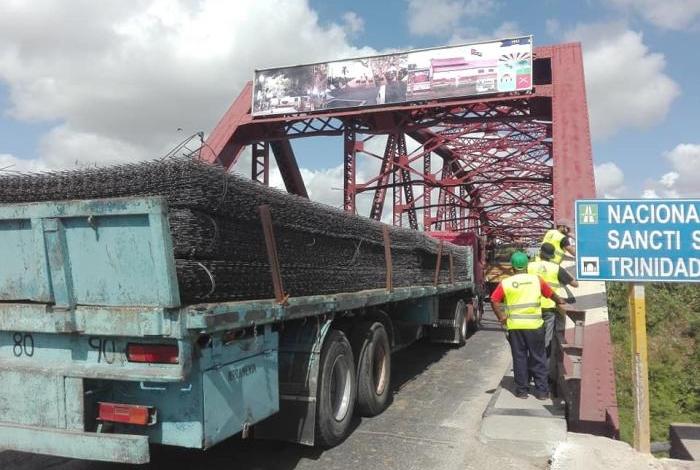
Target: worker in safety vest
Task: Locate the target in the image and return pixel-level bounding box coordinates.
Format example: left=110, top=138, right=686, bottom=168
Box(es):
left=490, top=251, right=565, bottom=399
left=539, top=221, right=575, bottom=264
left=527, top=243, right=579, bottom=368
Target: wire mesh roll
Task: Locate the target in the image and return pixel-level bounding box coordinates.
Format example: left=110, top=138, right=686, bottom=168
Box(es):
left=0, top=157, right=473, bottom=303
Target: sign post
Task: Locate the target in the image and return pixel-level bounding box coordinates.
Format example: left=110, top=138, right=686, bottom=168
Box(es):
left=628, top=283, right=650, bottom=453
left=575, top=199, right=700, bottom=453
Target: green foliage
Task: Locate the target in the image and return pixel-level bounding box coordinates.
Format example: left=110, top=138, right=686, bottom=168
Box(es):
left=607, top=282, right=700, bottom=444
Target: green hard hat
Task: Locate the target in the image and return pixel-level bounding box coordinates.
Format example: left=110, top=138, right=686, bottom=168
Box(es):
left=510, top=251, right=529, bottom=270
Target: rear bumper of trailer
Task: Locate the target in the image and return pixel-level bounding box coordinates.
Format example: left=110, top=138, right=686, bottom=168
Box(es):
left=0, top=422, right=150, bottom=464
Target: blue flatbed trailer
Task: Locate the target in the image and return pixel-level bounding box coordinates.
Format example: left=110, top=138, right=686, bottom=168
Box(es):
left=0, top=197, right=477, bottom=464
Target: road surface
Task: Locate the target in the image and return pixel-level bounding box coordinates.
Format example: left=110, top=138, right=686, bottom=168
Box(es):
left=1, top=311, right=544, bottom=469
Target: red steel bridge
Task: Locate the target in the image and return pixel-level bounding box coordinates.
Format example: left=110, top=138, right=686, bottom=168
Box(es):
left=201, top=42, right=619, bottom=438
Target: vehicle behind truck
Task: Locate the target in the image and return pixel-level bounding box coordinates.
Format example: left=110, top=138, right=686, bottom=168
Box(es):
left=0, top=191, right=479, bottom=464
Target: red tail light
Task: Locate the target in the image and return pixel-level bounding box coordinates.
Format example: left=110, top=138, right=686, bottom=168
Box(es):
left=126, top=343, right=179, bottom=364
left=98, top=402, right=156, bottom=426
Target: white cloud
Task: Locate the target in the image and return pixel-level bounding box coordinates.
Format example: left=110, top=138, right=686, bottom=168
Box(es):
left=342, top=11, right=365, bottom=35
left=0, top=0, right=373, bottom=169
left=608, top=0, right=700, bottom=30
left=407, top=0, right=498, bottom=37
left=594, top=162, right=626, bottom=198
left=0, top=153, right=47, bottom=173
left=643, top=143, right=700, bottom=197
left=642, top=189, right=659, bottom=199
left=449, top=21, right=522, bottom=45
left=565, top=22, right=680, bottom=139
left=659, top=171, right=679, bottom=189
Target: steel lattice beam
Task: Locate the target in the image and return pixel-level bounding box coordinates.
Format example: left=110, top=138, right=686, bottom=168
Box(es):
left=203, top=43, right=617, bottom=439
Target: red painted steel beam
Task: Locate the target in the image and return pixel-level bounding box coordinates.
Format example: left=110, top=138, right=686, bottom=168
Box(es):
left=270, top=140, right=309, bottom=198
left=396, top=134, right=418, bottom=230
left=370, top=134, right=397, bottom=220
left=344, top=127, right=357, bottom=214
left=548, top=43, right=618, bottom=438
left=202, top=81, right=254, bottom=168
left=408, top=128, right=489, bottom=229
left=251, top=142, right=270, bottom=185
left=548, top=44, right=596, bottom=222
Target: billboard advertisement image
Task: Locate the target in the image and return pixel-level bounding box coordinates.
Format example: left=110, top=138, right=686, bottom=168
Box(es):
left=252, top=36, right=532, bottom=116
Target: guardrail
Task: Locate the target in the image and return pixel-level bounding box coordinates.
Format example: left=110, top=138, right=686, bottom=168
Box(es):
left=553, top=308, right=585, bottom=424
left=552, top=306, right=621, bottom=438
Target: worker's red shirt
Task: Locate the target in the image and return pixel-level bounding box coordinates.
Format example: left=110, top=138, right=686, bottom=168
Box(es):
left=490, top=275, right=554, bottom=303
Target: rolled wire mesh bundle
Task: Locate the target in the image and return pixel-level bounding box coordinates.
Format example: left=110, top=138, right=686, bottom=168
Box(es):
left=0, top=157, right=472, bottom=303
left=0, top=159, right=220, bottom=206
left=176, top=260, right=390, bottom=303
left=169, top=208, right=388, bottom=267
left=176, top=251, right=469, bottom=303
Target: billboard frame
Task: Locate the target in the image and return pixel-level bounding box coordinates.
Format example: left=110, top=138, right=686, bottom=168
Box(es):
left=251, top=35, right=533, bottom=118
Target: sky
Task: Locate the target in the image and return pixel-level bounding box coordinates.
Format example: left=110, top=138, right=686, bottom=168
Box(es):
left=1, top=0, right=699, bottom=207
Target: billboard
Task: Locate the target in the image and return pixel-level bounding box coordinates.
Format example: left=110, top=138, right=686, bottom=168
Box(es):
left=252, top=36, right=533, bottom=116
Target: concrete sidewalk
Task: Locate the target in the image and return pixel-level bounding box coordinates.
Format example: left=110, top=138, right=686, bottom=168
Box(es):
left=479, top=369, right=567, bottom=457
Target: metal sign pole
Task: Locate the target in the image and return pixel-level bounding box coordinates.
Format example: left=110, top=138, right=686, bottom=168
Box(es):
left=628, top=282, right=650, bottom=453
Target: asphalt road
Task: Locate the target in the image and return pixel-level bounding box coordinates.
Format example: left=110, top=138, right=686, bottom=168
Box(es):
left=1, top=312, right=539, bottom=470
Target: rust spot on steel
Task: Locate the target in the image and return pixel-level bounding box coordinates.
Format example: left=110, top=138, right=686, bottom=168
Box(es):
left=382, top=225, right=393, bottom=292
left=257, top=204, right=288, bottom=305
left=433, top=241, right=443, bottom=287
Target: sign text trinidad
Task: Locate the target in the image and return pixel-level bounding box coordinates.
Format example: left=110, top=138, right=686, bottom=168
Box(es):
left=575, top=199, right=700, bottom=282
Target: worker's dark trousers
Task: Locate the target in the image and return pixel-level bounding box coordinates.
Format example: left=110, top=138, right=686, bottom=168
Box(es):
left=542, top=309, right=558, bottom=375
left=508, top=326, right=548, bottom=395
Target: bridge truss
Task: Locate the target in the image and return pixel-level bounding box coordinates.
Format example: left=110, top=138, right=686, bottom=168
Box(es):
left=202, top=42, right=618, bottom=438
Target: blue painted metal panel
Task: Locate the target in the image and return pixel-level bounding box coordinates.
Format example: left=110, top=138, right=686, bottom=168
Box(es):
left=0, top=218, right=44, bottom=301
left=0, top=332, right=191, bottom=382
left=0, top=423, right=150, bottom=464
left=92, top=330, right=280, bottom=449
left=185, top=283, right=472, bottom=333
left=0, top=304, right=178, bottom=338
left=62, top=214, right=168, bottom=306
left=0, top=370, right=63, bottom=427
left=392, top=296, right=438, bottom=325
left=0, top=197, right=180, bottom=307
left=202, top=349, right=279, bottom=448
left=0, top=371, right=84, bottom=430
left=104, top=375, right=206, bottom=449
left=43, top=217, right=75, bottom=309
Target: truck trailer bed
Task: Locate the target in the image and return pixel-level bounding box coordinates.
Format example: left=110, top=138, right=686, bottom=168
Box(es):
left=0, top=195, right=475, bottom=463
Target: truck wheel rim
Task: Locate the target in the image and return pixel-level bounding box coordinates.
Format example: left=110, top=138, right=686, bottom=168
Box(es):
left=331, top=354, right=352, bottom=421
left=461, top=315, right=467, bottom=338
left=373, top=343, right=388, bottom=395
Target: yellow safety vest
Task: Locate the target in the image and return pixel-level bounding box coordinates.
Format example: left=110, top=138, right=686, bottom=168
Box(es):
left=528, top=260, right=560, bottom=309
left=540, top=229, right=566, bottom=264
left=501, top=273, right=544, bottom=330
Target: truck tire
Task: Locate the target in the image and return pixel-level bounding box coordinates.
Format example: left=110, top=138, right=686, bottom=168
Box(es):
left=467, top=300, right=480, bottom=334
left=352, top=322, right=391, bottom=417
left=316, top=329, right=357, bottom=447
left=455, top=300, right=467, bottom=345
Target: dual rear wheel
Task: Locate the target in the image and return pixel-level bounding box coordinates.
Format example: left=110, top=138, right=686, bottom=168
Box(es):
left=315, top=322, right=391, bottom=447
